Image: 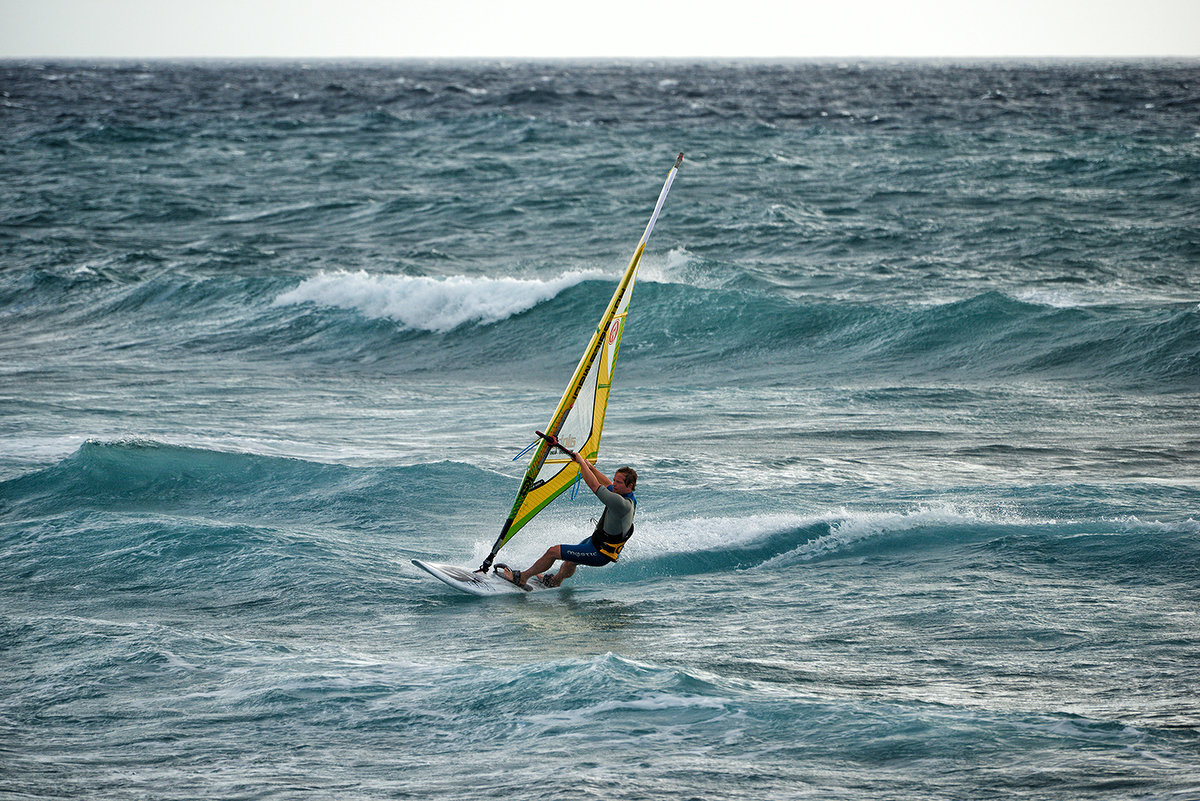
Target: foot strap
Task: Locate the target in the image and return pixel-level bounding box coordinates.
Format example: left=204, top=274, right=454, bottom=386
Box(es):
left=493, top=564, right=532, bottom=592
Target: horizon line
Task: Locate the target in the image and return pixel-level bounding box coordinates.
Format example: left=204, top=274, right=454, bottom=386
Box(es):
left=5, top=54, right=1200, bottom=63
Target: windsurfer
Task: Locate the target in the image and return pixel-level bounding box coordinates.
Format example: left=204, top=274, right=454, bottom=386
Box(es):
left=499, top=441, right=637, bottom=589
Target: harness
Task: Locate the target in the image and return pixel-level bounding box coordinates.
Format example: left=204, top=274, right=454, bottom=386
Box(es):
left=591, top=491, right=636, bottom=562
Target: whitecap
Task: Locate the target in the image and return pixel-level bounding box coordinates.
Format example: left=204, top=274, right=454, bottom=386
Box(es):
left=273, top=269, right=603, bottom=333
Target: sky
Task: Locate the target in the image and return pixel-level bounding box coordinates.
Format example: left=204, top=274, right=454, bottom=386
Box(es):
left=2, top=0, right=1198, bottom=59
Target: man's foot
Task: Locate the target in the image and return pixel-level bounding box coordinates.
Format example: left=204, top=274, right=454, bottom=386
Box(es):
left=537, top=572, right=560, bottom=588
left=496, top=565, right=530, bottom=590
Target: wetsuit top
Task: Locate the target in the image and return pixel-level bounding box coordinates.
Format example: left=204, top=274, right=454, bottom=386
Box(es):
left=592, top=484, right=636, bottom=561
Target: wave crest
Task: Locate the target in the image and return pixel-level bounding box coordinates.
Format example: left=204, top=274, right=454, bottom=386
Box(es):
left=272, top=269, right=602, bottom=333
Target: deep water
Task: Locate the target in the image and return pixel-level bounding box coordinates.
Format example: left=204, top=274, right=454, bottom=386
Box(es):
left=2, top=59, right=1199, bottom=800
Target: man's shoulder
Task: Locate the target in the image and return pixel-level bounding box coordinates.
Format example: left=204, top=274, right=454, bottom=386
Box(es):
left=596, top=484, right=635, bottom=509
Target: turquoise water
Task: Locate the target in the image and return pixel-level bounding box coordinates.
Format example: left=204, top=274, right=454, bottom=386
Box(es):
left=2, top=60, right=1199, bottom=799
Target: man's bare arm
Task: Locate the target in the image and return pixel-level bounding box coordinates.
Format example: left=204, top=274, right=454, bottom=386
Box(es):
left=570, top=451, right=611, bottom=493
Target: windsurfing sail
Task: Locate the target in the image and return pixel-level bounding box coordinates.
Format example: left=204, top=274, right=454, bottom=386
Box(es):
left=477, top=153, right=684, bottom=573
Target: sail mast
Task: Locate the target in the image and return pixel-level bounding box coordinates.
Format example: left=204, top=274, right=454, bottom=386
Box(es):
left=477, top=153, right=683, bottom=573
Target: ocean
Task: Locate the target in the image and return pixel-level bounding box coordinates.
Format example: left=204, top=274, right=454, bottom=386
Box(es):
left=2, top=59, right=1198, bottom=799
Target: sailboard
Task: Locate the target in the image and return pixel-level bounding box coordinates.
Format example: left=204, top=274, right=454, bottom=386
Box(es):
left=412, top=559, right=553, bottom=596
left=412, top=153, right=684, bottom=594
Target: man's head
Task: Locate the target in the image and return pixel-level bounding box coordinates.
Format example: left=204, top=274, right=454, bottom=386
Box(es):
left=613, top=466, right=637, bottom=493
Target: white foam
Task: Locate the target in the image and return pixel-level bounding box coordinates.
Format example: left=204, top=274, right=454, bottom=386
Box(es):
left=1013, top=288, right=1096, bottom=308
left=273, top=269, right=602, bottom=333
left=618, top=504, right=1030, bottom=567
left=638, top=248, right=726, bottom=289
left=630, top=513, right=811, bottom=558
left=760, top=504, right=1020, bottom=567
left=0, top=435, right=90, bottom=465
left=531, top=691, right=728, bottom=724
left=1013, top=285, right=1191, bottom=309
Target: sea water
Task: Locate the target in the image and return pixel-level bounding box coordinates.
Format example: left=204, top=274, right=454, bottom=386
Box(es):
left=2, top=60, right=1199, bottom=799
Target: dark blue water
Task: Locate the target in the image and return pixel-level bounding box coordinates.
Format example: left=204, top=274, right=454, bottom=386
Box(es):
left=2, top=60, right=1199, bottom=799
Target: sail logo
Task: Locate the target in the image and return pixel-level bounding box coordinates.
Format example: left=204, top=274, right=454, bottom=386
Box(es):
left=608, top=320, right=621, bottom=344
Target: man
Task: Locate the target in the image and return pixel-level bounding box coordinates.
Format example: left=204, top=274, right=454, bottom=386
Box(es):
left=499, top=442, right=637, bottom=589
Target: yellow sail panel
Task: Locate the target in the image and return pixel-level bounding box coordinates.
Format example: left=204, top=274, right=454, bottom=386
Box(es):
left=506, top=459, right=580, bottom=534
left=503, top=273, right=636, bottom=539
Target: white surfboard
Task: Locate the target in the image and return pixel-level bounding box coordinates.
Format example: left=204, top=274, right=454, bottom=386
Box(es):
left=412, top=559, right=553, bottom=596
